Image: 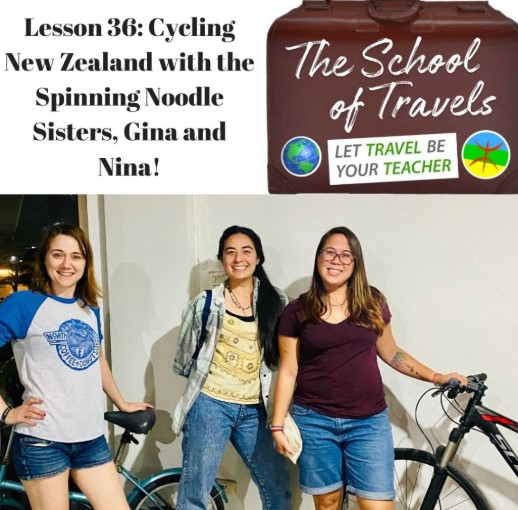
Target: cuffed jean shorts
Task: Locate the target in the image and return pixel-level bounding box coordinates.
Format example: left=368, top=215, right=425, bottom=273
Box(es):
left=12, top=433, right=113, bottom=481
left=292, top=404, right=395, bottom=500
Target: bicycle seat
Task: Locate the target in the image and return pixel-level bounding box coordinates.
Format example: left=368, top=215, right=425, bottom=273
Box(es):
left=104, top=408, right=156, bottom=434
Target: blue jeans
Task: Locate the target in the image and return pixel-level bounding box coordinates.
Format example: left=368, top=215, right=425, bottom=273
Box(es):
left=177, top=392, right=291, bottom=509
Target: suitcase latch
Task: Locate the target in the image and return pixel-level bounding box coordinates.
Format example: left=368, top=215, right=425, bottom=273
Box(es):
left=457, top=3, right=488, bottom=13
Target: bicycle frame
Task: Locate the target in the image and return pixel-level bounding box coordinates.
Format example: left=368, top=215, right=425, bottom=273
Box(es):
left=435, top=377, right=518, bottom=475
left=1, top=465, right=228, bottom=508
left=1, top=454, right=229, bottom=509
left=0, top=359, right=229, bottom=509
left=123, top=466, right=228, bottom=507
left=0, top=463, right=25, bottom=510
left=112, top=421, right=229, bottom=508
left=471, top=403, right=518, bottom=477
left=0, top=427, right=229, bottom=510
left=419, top=377, right=518, bottom=509
left=0, top=461, right=91, bottom=507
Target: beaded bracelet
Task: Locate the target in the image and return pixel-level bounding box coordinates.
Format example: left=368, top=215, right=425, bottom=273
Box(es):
left=0, top=404, right=13, bottom=427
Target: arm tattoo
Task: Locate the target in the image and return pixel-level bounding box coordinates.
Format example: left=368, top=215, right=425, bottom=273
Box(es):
left=390, top=351, right=425, bottom=380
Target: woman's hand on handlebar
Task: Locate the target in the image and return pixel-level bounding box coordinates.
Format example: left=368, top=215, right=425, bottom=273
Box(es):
left=433, top=372, right=468, bottom=388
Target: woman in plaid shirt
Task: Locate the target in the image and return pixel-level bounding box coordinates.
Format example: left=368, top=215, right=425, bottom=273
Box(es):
left=173, top=225, right=291, bottom=510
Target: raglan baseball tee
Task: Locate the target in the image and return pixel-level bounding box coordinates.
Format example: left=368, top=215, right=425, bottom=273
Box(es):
left=0, top=291, right=105, bottom=442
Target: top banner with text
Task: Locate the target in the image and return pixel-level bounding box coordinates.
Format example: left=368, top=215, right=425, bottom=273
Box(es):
left=1, top=0, right=516, bottom=194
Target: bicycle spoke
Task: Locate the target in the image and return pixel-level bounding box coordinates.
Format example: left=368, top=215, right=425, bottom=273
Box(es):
left=129, top=473, right=225, bottom=510
left=393, top=450, right=486, bottom=510
left=344, top=451, right=486, bottom=510
left=394, top=457, right=422, bottom=509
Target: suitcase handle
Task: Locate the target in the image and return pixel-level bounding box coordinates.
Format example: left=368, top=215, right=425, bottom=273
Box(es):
left=367, top=0, right=421, bottom=22
left=303, top=0, right=421, bottom=19
left=303, top=0, right=331, bottom=9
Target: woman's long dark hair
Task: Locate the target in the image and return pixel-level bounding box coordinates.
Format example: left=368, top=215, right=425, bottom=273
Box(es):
left=31, top=222, right=102, bottom=308
left=218, top=226, right=284, bottom=368
left=300, top=226, right=386, bottom=335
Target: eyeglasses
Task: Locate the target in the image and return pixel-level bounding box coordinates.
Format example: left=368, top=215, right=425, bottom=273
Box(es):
left=320, top=248, right=354, bottom=265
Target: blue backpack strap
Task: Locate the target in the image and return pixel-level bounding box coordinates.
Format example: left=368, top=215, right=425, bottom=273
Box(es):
left=192, top=289, right=212, bottom=362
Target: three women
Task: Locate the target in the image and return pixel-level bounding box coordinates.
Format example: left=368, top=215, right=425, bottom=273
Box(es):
left=1, top=221, right=466, bottom=510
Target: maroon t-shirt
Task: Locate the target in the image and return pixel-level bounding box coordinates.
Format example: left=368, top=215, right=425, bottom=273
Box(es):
left=278, top=298, right=391, bottom=418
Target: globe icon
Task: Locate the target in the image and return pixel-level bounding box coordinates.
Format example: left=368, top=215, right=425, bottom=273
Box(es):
left=281, top=137, right=321, bottom=177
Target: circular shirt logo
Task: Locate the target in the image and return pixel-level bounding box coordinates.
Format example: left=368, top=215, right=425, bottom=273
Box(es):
left=44, top=319, right=100, bottom=371
left=281, top=137, right=321, bottom=177
left=462, top=131, right=511, bottom=180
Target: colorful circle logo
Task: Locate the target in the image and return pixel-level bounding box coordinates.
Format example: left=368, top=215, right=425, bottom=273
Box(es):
left=462, top=131, right=511, bottom=180
left=281, top=137, right=321, bottom=177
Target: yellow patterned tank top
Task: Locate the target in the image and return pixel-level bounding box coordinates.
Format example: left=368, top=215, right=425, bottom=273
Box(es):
left=201, top=311, right=261, bottom=404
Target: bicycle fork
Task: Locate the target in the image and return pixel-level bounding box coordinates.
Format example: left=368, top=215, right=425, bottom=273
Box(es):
left=420, top=427, right=463, bottom=510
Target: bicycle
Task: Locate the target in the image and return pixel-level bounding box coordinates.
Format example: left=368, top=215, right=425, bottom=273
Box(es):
left=0, top=359, right=230, bottom=509
left=345, top=373, right=516, bottom=509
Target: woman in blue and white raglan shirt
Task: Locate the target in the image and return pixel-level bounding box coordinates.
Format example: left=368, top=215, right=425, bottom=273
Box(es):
left=0, top=223, right=152, bottom=510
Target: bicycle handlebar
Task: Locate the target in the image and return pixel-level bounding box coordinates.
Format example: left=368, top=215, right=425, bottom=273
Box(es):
left=434, top=373, right=487, bottom=399
left=468, top=373, right=487, bottom=384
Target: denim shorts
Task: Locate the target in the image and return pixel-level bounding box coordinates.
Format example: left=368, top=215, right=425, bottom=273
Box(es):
left=12, top=433, right=113, bottom=481
left=292, top=404, right=395, bottom=500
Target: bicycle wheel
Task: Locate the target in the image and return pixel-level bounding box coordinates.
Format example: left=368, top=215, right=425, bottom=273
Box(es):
left=343, top=448, right=489, bottom=510
left=129, top=473, right=225, bottom=510
left=0, top=490, right=30, bottom=510
left=69, top=502, right=93, bottom=510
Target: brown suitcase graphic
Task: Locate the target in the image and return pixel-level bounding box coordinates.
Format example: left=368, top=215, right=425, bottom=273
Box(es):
left=267, top=0, right=518, bottom=193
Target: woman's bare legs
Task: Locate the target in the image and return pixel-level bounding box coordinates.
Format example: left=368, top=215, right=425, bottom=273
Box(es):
left=313, top=490, right=394, bottom=510
left=22, top=470, right=70, bottom=510
left=314, top=487, right=343, bottom=510
left=356, top=496, right=393, bottom=510
left=72, top=461, right=130, bottom=510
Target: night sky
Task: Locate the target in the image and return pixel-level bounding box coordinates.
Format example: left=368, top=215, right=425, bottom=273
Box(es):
left=0, top=195, right=79, bottom=262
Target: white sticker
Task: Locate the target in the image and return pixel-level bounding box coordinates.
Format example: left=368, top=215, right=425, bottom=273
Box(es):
left=328, top=133, right=458, bottom=185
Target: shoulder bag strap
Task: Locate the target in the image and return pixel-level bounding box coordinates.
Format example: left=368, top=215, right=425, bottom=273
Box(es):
left=192, top=289, right=212, bottom=362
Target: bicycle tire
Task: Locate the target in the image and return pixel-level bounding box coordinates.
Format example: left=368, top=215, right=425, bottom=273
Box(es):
left=69, top=502, right=93, bottom=510
left=0, top=490, right=29, bottom=510
left=129, top=473, right=225, bottom=510
left=343, top=448, right=490, bottom=510
left=0, top=490, right=31, bottom=509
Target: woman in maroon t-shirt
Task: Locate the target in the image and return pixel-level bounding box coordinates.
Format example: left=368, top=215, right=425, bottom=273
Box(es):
left=271, top=226, right=467, bottom=510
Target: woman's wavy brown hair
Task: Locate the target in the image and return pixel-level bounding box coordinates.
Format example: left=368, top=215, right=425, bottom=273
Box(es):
left=31, top=223, right=102, bottom=308
left=300, top=226, right=387, bottom=335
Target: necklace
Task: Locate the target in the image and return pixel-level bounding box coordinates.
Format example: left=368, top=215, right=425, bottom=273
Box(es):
left=328, top=296, right=347, bottom=306
left=226, top=282, right=252, bottom=314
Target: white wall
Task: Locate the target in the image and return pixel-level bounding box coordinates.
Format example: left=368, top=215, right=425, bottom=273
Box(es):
left=92, top=194, right=518, bottom=509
